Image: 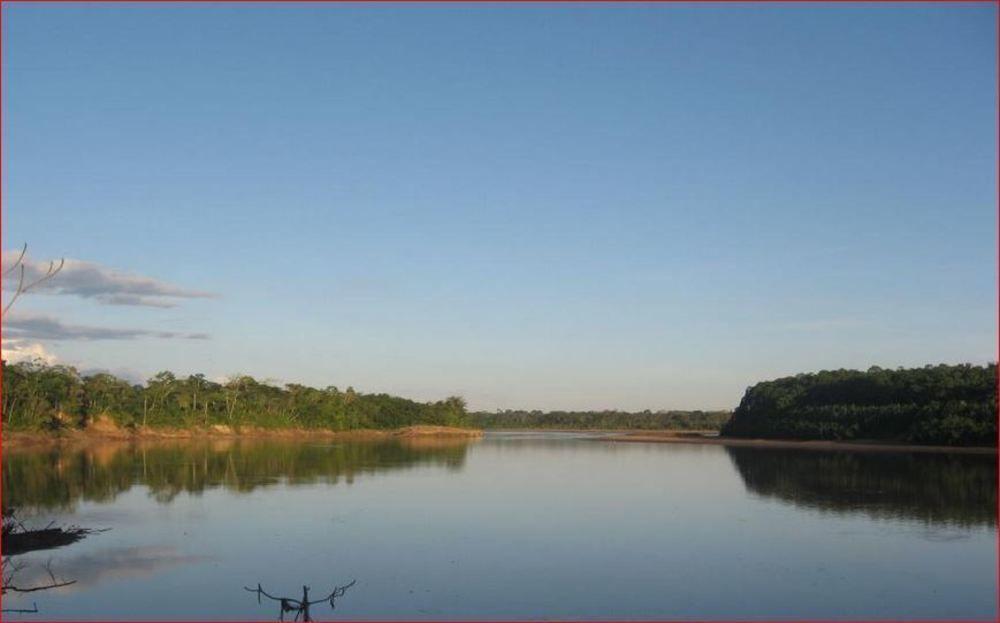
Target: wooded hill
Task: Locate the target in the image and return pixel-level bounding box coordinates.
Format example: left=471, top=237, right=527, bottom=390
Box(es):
left=721, top=363, right=997, bottom=446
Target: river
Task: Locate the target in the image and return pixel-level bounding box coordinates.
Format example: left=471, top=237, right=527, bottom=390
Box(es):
left=1, top=431, right=996, bottom=619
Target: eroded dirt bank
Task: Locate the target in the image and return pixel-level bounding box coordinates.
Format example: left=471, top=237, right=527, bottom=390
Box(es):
left=2, top=420, right=482, bottom=449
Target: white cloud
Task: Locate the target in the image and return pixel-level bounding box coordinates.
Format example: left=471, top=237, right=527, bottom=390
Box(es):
left=1, top=339, right=58, bottom=364
left=2, top=251, right=216, bottom=308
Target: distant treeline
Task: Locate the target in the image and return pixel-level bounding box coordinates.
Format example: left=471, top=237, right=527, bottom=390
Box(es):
left=721, top=363, right=997, bottom=446
left=470, top=409, right=732, bottom=430
left=1, top=360, right=470, bottom=432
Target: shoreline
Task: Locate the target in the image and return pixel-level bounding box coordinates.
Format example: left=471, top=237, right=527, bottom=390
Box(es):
left=4, top=426, right=993, bottom=455
left=1, top=424, right=483, bottom=449
left=596, top=430, right=997, bottom=454
left=483, top=428, right=721, bottom=434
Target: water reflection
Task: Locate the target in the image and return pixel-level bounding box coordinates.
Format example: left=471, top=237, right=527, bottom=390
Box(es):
left=725, top=446, right=997, bottom=527
left=3, top=438, right=476, bottom=511
left=12, top=546, right=207, bottom=593
left=0, top=435, right=996, bottom=619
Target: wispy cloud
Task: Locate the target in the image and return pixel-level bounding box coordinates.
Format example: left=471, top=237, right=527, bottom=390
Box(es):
left=4, top=312, right=209, bottom=341
left=2, top=251, right=216, bottom=308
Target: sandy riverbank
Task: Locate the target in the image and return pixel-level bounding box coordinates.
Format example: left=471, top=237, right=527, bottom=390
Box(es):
left=598, top=430, right=997, bottom=454
left=1, top=422, right=483, bottom=449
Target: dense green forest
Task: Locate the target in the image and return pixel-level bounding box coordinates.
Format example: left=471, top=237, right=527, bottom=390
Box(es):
left=6, top=359, right=995, bottom=443
left=721, top=363, right=997, bottom=446
left=470, top=409, right=731, bottom=430
left=1, top=360, right=470, bottom=432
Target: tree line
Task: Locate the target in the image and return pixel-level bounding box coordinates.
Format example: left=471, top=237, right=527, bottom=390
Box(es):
left=1, top=360, right=470, bottom=432
left=470, top=409, right=732, bottom=430
left=721, top=363, right=997, bottom=446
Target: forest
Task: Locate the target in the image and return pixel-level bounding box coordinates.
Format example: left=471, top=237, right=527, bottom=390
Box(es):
left=5, top=360, right=995, bottom=444
left=0, top=360, right=470, bottom=432
left=470, top=409, right=731, bottom=430
left=721, top=363, right=997, bottom=446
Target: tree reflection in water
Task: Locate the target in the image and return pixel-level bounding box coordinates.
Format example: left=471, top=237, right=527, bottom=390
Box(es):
left=725, top=445, right=997, bottom=527
left=3, top=437, right=476, bottom=511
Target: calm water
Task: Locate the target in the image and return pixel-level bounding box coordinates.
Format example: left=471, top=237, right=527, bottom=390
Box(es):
left=2, top=432, right=996, bottom=620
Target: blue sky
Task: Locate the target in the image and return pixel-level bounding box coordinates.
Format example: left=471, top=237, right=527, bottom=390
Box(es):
left=1, top=3, right=995, bottom=411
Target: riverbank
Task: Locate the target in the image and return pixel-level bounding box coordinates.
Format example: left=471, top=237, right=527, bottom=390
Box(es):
left=1, top=422, right=483, bottom=448
left=484, top=428, right=722, bottom=434
left=599, top=430, right=997, bottom=454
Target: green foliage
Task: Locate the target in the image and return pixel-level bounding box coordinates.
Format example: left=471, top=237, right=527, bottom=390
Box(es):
left=1, top=360, right=470, bottom=432
left=721, top=363, right=997, bottom=446
left=1, top=361, right=85, bottom=430
left=470, top=409, right=731, bottom=430
left=82, top=373, right=141, bottom=428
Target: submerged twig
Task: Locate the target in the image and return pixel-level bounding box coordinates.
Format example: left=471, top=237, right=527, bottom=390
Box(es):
left=2, top=558, right=76, bottom=594
left=2, top=602, right=39, bottom=614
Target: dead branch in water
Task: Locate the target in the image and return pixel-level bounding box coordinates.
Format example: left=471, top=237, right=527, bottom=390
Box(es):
left=2, top=508, right=106, bottom=556
left=1, top=558, right=77, bottom=613
left=244, top=579, right=356, bottom=622
left=0, top=508, right=99, bottom=614
left=2, top=558, right=76, bottom=594
left=2, top=603, right=39, bottom=614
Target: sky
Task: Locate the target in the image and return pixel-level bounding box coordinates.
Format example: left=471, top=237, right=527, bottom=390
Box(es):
left=1, top=3, right=996, bottom=411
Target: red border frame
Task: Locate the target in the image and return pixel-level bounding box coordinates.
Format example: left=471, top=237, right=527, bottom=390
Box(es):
left=0, top=2, right=996, bottom=622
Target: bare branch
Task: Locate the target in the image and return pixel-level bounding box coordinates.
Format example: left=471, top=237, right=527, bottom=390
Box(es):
left=4, top=578, right=77, bottom=593
left=307, top=579, right=356, bottom=608
left=2, top=243, right=27, bottom=277
left=244, top=583, right=288, bottom=604
left=1, top=558, right=76, bottom=594
left=3, top=264, right=26, bottom=316
left=2, top=245, right=65, bottom=316
left=0, top=509, right=97, bottom=615
left=2, top=602, right=39, bottom=614
left=244, top=580, right=355, bottom=622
